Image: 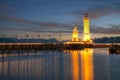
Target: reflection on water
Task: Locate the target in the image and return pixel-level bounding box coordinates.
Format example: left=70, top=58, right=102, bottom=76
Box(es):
left=70, top=50, right=80, bottom=80
left=81, top=49, right=93, bottom=80
left=0, top=48, right=120, bottom=80
left=70, top=48, right=93, bottom=80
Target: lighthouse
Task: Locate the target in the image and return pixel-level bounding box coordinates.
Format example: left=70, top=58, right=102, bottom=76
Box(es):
left=83, top=13, right=91, bottom=42
left=64, top=14, right=93, bottom=44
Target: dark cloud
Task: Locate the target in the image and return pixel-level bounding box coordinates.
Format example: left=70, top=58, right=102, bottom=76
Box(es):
left=0, top=14, right=66, bottom=27
left=72, top=7, right=120, bottom=19
left=91, top=25, right=120, bottom=34
left=0, top=14, right=73, bottom=32
left=1, top=14, right=120, bottom=34
left=0, top=4, right=15, bottom=13
left=72, top=0, right=120, bottom=19
left=0, top=4, right=12, bottom=10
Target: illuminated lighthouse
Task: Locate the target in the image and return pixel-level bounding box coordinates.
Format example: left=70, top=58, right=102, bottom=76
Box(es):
left=83, top=13, right=91, bottom=42
left=64, top=14, right=93, bottom=44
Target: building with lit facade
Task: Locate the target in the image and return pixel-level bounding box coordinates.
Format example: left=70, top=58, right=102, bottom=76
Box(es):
left=83, top=13, right=91, bottom=42
left=72, top=24, right=79, bottom=42
left=64, top=14, right=92, bottom=44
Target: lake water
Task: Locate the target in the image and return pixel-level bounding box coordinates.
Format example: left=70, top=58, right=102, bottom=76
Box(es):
left=0, top=48, right=120, bottom=80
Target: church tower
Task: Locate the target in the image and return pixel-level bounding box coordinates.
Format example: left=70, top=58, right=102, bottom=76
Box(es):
left=72, top=24, right=79, bottom=42
left=83, top=13, right=90, bottom=42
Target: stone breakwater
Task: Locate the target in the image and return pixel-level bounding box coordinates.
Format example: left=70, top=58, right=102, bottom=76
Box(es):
left=0, top=43, right=113, bottom=52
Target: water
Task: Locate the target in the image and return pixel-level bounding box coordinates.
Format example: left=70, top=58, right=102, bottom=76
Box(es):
left=0, top=48, right=120, bottom=80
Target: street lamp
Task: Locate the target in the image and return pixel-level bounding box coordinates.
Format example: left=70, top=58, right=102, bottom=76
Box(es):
left=26, top=34, right=29, bottom=43
left=38, top=34, right=40, bottom=43
left=48, top=34, right=51, bottom=43
left=15, top=34, right=18, bottom=43
left=2, top=34, right=6, bottom=43
left=59, top=34, right=62, bottom=43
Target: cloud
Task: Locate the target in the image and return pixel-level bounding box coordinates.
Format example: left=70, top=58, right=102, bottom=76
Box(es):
left=72, top=0, right=120, bottom=19
left=0, top=14, right=65, bottom=27
left=0, top=14, right=73, bottom=32
left=0, top=4, right=15, bottom=13
left=72, top=7, right=120, bottom=19
left=1, top=14, right=120, bottom=34
left=91, top=25, right=120, bottom=34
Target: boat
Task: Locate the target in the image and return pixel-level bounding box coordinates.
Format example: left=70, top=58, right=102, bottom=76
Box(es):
left=109, top=45, right=120, bottom=54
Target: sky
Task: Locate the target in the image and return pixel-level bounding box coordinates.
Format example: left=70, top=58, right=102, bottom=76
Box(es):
left=0, top=0, right=120, bottom=38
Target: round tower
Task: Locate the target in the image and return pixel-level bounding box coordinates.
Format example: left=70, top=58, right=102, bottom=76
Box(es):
left=83, top=13, right=90, bottom=42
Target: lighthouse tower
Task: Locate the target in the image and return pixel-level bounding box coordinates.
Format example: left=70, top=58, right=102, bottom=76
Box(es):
left=83, top=13, right=91, bottom=42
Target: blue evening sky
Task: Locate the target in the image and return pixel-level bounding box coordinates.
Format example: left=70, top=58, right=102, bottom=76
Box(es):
left=0, top=0, right=120, bottom=38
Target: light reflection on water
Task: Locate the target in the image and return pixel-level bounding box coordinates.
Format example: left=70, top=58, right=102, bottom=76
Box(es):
left=69, top=49, right=93, bottom=80
left=70, top=50, right=80, bottom=80
left=0, top=48, right=120, bottom=80
left=81, top=49, right=93, bottom=80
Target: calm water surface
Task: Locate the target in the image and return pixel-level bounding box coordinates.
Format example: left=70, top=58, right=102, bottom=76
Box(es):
left=0, top=48, right=120, bottom=80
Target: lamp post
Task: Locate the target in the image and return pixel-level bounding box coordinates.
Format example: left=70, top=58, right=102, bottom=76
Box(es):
left=38, top=34, right=40, bottom=43
left=48, top=34, right=51, bottom=44
left=59, top=34, right=62, bottom=43
left=15, top=35, right=17, bottom=43
left=2, top=34, right=5, bottom=43
left=26, top=34, right=29, bottom=43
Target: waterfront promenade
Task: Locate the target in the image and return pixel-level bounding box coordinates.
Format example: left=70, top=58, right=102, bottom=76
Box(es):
left=0, top=43, right=120, bottom=51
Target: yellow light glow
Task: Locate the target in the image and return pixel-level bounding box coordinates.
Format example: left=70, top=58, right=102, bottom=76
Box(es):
left=83, top=14, right=91, bottom=42
left=72, top=25, right=79, bottom=42
left=81, top=48, right=94, bottom=80
left=70, top=49, right=94, bottom=80
left=64, top=41, right=84, bottom=44
left=70, top=50, right=80, bottom=80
